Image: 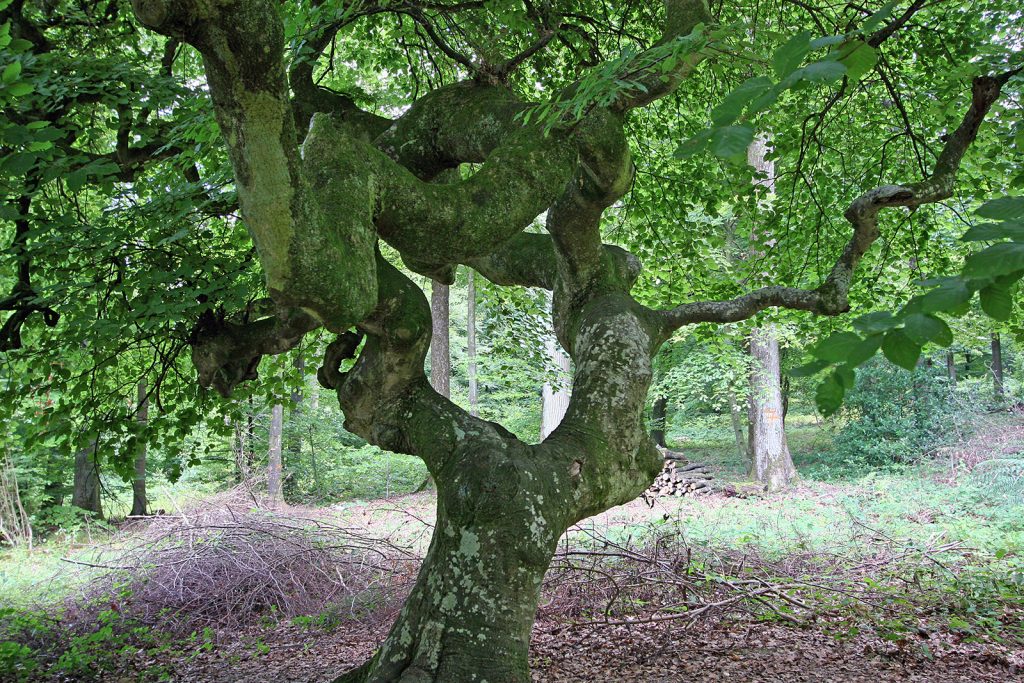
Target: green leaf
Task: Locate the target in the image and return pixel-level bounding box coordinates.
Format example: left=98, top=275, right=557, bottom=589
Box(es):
left=674, top=129, right=711, bottom=158
left=838, top=41, right=877, bottom=81
left=66, top=168, right=88, bottom=192
left=846, top=334, right=884, bottom=366
left=882, top=329, right=921, bottom=370
left=815, top=373, right=845, bottom=416
left=811, top=331, right=863, bottom=362
left=976, top=196, right=1024, bottom=220
left=980, top=283, right=1014, bottom=321
left=835, top=365, right=856, bottom=390
left=789, top=359, right=830, bottom=377
left=773, top=31, right=812, bottom=78
left=800, top=60, right=847, bottom=83
left=810, top=35, right=846, bottom=49
left=961, top=220, right=1024, bottom=241
left=710, top=124, right=754, bottom=160
left=7, top=81, right=32, bottom=97
left=853, top=311, right=897, bottom=335
left=710, top=76, right=773, bottom=126
left=2, top=60, right=21, bottom=84
left=902, top=313, right=952, bottom=347
left=963, top=243, right=1024, bottom=279
left=916, top=279, right=971, bottom=313
left=861, top=1, right=899, bottom=34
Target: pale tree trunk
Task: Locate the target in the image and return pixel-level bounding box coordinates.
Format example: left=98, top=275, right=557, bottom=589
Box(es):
left=467, top=271, right=478, bottom=417
left=748, top=327, right=796, bottom=489
left=746, top=136, right=795, bottom=489
left=650, top=396, right=668, bottom=448
left=430, top=282, right=450, bottom=398
left=130, top=379, right=148, bottom=517
left=946, top=351, right=957, bottom=386
left=992, top=333, right=1005, bottom=401
left=540, top=334, right=571, bottom=440
left=267, top=403, right=284, bottom=503
left=72, top=440, right=102, bottom=517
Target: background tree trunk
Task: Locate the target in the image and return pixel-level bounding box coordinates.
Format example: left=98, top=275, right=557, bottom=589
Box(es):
left=540, top=334, right=571, bottom=440
left=745, top=136, right=795, bottom=490
left=947, top=351, right=958, bottom=386
left=992, top=333, right=1005, bottom=401
left=729, top=390, right=747, bottom=460
left=650, top=396, right=668, bottom=448
left=130, top=379, right=148, bottom=517
left=748, top=326, right=797, bottom=490
left=267, top=403, right=284, bottom=503
left=467, top=271, right=478, bottom=417
left=72, top=440, right=102, bottom=517
left=430, top=282, right=450, bottom=398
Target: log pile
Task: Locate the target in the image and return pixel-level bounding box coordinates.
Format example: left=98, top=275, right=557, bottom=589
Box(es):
left=643, top=447, right=738, bottom=501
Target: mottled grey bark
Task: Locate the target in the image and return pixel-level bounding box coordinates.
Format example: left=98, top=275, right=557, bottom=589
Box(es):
left=130, top=380, right=148, bottom=517
left=72, top=441, right=102, bottom=517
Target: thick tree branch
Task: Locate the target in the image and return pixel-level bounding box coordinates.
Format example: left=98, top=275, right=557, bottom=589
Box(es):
left=658, top=69, right=1019, bottom=333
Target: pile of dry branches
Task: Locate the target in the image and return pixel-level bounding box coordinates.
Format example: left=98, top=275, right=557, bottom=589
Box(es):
left=539, top=521, right=969, bottom=630
left=65, top=489, right=418, bottom=632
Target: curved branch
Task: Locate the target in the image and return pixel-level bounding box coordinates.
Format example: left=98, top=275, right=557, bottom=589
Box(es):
left=658, top=70, right=1019, bottom=333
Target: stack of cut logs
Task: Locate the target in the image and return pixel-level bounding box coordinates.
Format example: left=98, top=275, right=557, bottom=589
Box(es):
left=646, top=447, right=716, bottom=498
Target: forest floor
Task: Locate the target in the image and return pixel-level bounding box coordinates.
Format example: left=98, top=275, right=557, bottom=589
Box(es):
left=2, top=418, right=1024, bottom=682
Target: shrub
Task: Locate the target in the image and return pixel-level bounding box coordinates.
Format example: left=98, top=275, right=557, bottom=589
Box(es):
left=815, top=359, right=976, bottom=476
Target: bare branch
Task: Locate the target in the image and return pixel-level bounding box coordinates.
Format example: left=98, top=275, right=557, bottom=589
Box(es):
left=658, top=69, right=1018, bottom=333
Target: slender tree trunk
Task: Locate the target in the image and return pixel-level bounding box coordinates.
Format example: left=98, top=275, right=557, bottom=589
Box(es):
left=72, top=440, right=102, bottom=517
left=430, top=282, right=450, bottom=398
left=744, top=137, right=795, bottom=490
left=650, top=396, right=668, bottom=448
left=467, top=271, right=478, bottom=417
left=130, top=379, right=148, bottom=517
left=992, top=333, right=1005, bottom=401
left=267, top=403, right=284, bottom=503
left=728, top=390, right=746, bottom=460
left=286, top=357, right=305, bottom=497
left=540, top=334, right=571, bottom=440
left=748, top=327, right=796, bottom=490
left=946, top=351, right=957, bottom=386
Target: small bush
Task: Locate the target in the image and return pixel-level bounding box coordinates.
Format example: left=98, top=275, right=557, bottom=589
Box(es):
left=814, top=359, right=976, bottom=477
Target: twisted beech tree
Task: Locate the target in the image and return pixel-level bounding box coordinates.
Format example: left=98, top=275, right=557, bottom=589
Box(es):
left=127, top=0, right=1016, bottom=680
left=3, top=0, right=1007, bottom=679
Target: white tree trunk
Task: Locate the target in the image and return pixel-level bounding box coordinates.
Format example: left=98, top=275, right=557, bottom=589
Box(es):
left=748, top=326, right=796, bottom=489
left=540, top=330, right=571, bottom=440
left=746, top=136, right=795, bottom=490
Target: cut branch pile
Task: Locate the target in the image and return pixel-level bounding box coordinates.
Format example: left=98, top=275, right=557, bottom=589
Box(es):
left=63, top=489, right=418, bottom=633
